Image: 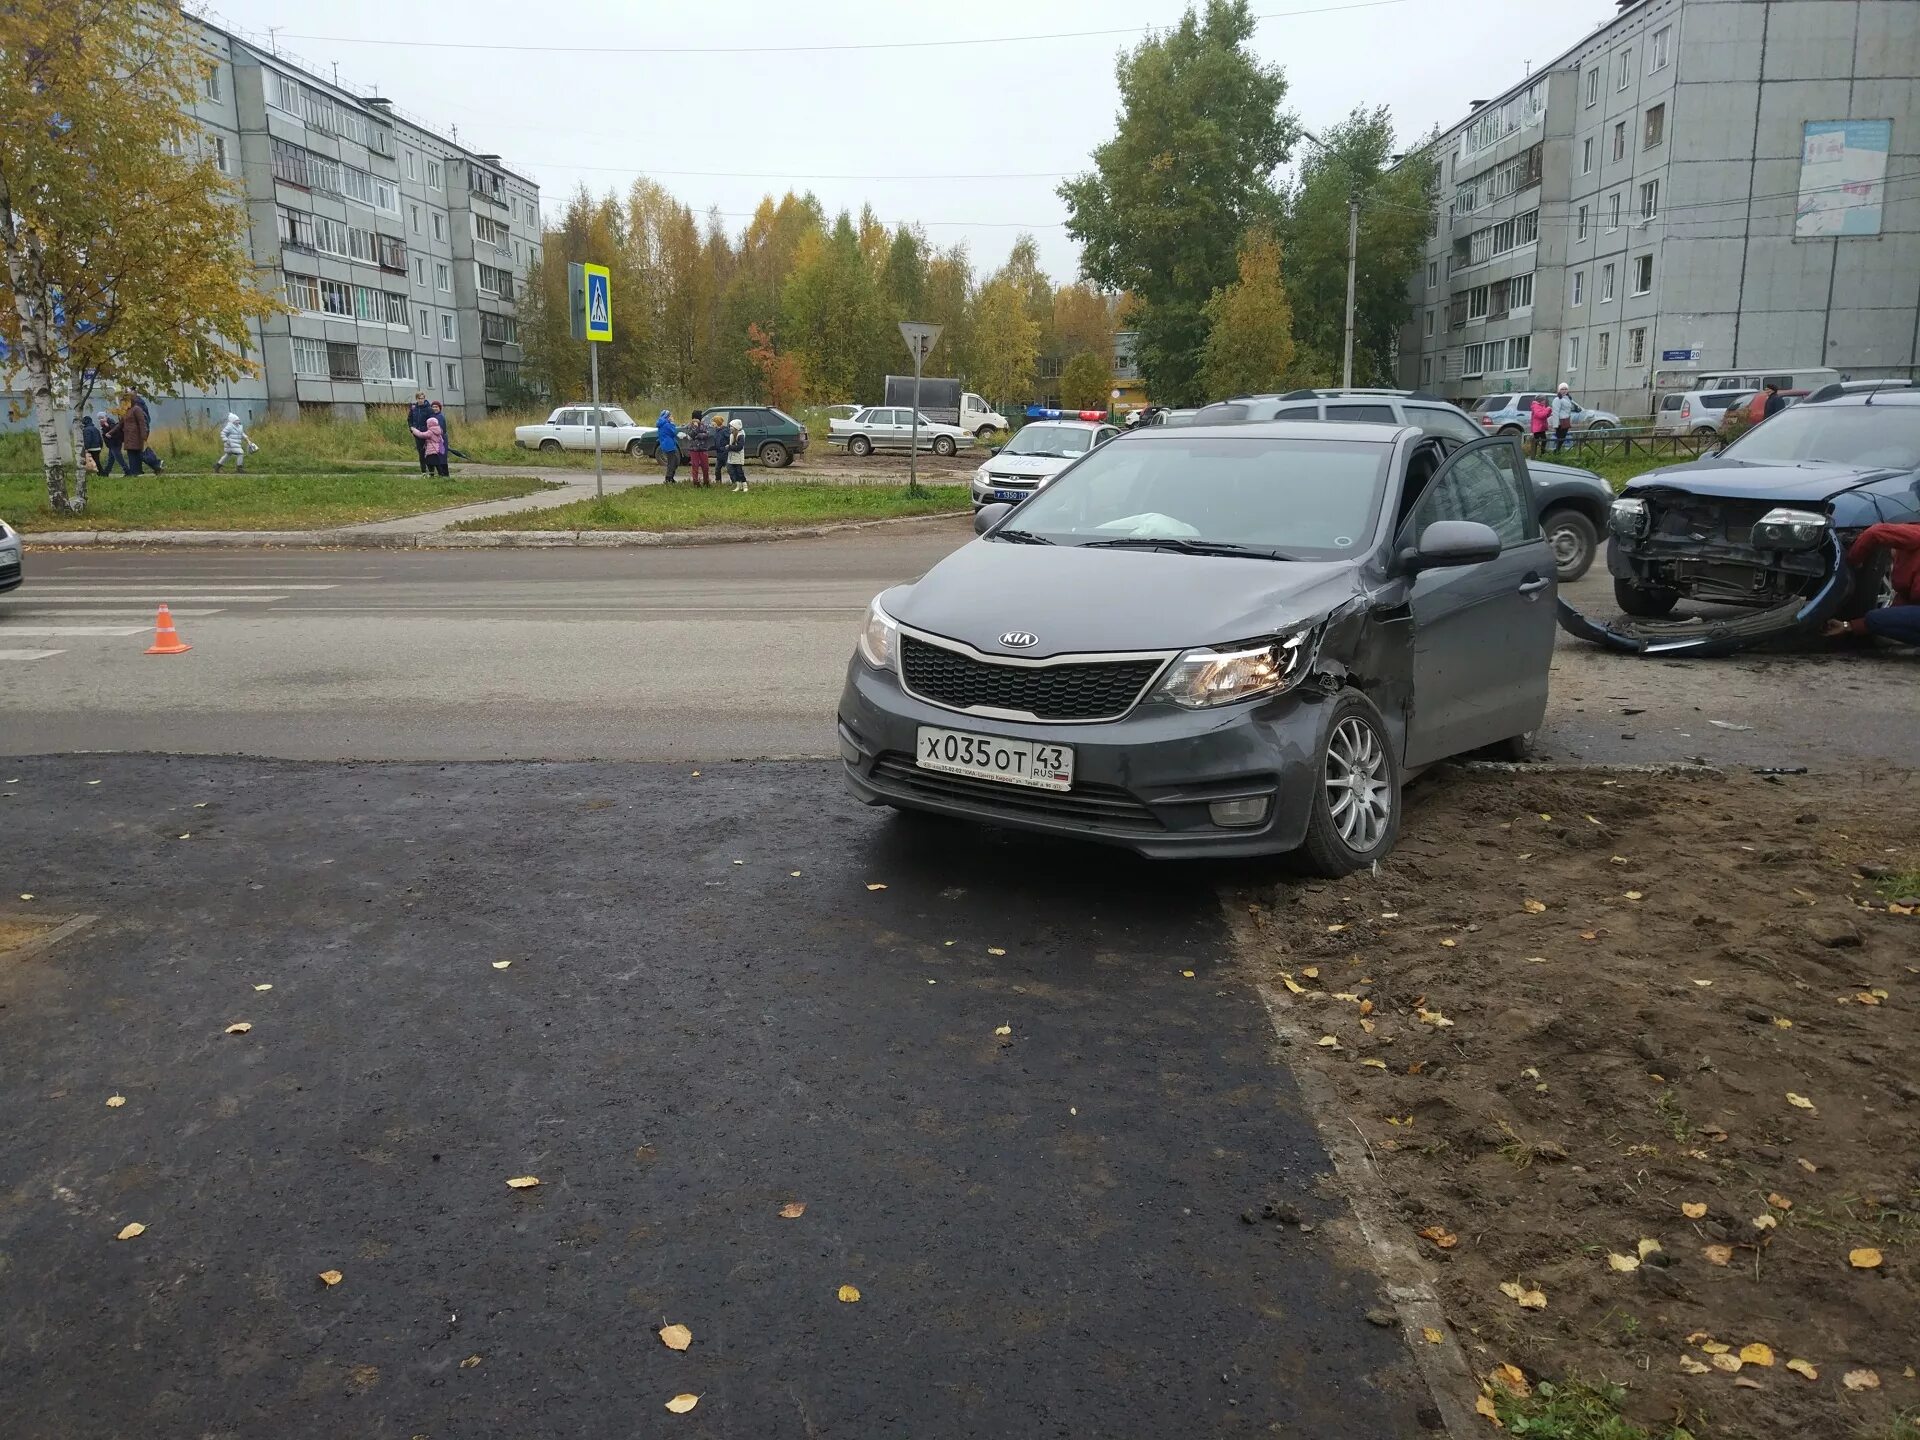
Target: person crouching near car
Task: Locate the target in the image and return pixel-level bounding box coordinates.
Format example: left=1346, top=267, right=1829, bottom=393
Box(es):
left=1825, top=523, right=1920, bottom=647
left=686, top=410, right=713, bottom=487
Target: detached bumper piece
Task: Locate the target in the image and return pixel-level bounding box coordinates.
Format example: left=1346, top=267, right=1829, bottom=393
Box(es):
left=1558, top=534, right=1848, bottom=657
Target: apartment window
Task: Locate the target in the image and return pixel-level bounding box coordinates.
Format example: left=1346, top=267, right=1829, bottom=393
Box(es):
left=1517, top=210, right=1537, bottom=246
left=343, top=166, right=376, bottom=207
left=384, top=292, right=408, bottom=325
left=1581, top=138, right=1594, bottom=175
left=1567, top=334, right=1581, bottom=372
left=446, top=362, right=460, bottom=391
left=202, top=65, right=222, bottom=102
left=1425, top=310, right=1435, bottom=337
left=1585, top=66, right=1599, bottom=107
left=326, top=341, right=360, bottom=381
left=272, top=138, right=310, bottom=188
left=1611, top=121, right=1626, bottom=162
left=1639, top=179, right=1659, bottom=220
left=426, top=160, right=442, bottom=190
left=390, top=348, right=416, bottom=382
left=1506, top=336, right=1531, bottom=372
left=1449, top=295, right=1468, bottom=331
left=1608, top=192, right=1622, bottom=231
left=358, top=344, right=389, bottom=383
left=410, top=204, right=421, bottom=234
left=1463, top=342, right=1487, bottom=378
left=379, top=235, right=407, bottom=272
left=1597, top=331, right=1611, bottom=368
left=1650, top=25, right=1671, bottom=72
left=432, top=213, right=445, bottom=242
left=312, top=215, right=350, bottom=258
left=349, top=227, right=377, bottom=264
left=375, top=179, right=398, bottom=214
left=277, top=207, right=315, bottom=251
left=1628, top=327, right=1646, bottom=365
left=1421, top=357, right=1433, bottom=386
left=423, top=360, right=434, bottom=388
left=210, top=136, right=229, bottom=173
left=413, top=257, right=426, bottom=286
left=1509, top=272, right=1534, bottom=311
left=1633, top=254, right=1653, bottom=295
left=354, top=284, right=383, bottom=323
left=434, top=263, right=450, bottom=293
left=286, top=274, right=322, bottom=312
left=1600, top=263, right=1616, bottom=303
left=441, top=313, right=456, bottom=341
left=1576, top=205, right=1589, bottom=241
left=1571, top=269, right=1585, bottom=307
left=320, top=279, right=353, bottom=317
left=476, top=263, right=515, bottom=300
left=475, top=214, right=511, bottom=248
left=1617, top=46, right=1632, bottom=89
left=1427, top=260, right=1438, bottom=288
left=1468, top=285, right=1490, bottom=321
left=484, top=357, right=519, bottom=391
left=291, top=335, right=327, bottom=376
left=405, top=150, right=417, bottom=181
left=482, top=313, right=518, bottom=345
left=417, top=308, right=430, bottom=337
left=1490, top=219, right=1515, bottom=255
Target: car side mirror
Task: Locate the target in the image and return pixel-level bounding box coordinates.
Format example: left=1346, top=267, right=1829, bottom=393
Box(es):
left=1402, top=519, right=1502, bottom=573
left=988, top=444, right=1002, bottom=455
left=974, top=502, right=1013, bottom=536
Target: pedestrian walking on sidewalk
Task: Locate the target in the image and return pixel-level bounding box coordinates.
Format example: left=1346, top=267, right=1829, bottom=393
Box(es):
left=407, top=392, right=433, bottom=472
left=1550, top=383, right=1577, bottom=454
left=213, top=412, right=258, bottom=472
left=726, top=417, right=748, bottom=492
left=79, top=413, right=104, bottom=476
left=656, top=409, right=681, bottom=483
left=119, top=393, right=153, bottom=476
left=412, top=415, right=449, bottom=477
left=99, top=412, right=127, bottom=475
left=686, top=410, right=713, bottom=486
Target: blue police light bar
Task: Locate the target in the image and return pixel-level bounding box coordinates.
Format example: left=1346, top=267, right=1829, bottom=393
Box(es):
left=1024, top=406, right=1109, bottom=421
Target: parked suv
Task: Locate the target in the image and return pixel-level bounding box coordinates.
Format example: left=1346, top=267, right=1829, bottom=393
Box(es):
left=1472, top=393, right=1620, bottom=435
left=643, top=405, right=809, bottom=468
left=1188, top=389, right=1612, bottom=581
left=1653, top=388, right=1752, bottom=437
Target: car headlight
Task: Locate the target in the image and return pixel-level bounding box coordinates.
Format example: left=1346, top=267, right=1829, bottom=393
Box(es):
left=1608, top=497, right=1648, bottom=538
left=1751, top=506, right=1828, bottom=551
left=1152, top=630, right=1315, bottom=709
left=858, top=597, right=899, bottom=669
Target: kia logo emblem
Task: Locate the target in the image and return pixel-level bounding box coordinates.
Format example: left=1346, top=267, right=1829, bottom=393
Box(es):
left=999, top=631, right=1039, bottom=649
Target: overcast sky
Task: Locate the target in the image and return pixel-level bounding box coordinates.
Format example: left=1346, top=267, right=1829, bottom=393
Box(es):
left=202, top=0, right=1624, bottom=281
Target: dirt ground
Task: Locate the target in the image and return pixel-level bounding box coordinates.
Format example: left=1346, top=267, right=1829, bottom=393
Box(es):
left=1237, top=768, right=1919, bottom=1439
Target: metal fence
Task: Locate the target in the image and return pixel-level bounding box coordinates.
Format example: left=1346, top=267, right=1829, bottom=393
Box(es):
left=1552, top=428, right=1719, bottom=463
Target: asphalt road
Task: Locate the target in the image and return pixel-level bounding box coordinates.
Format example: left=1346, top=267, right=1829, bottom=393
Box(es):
left=4, top=530, right=1913, bottom=768
left=0, top=756, right=1427, bottom=1438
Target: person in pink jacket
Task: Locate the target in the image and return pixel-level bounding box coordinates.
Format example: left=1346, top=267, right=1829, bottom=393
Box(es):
left=1528, top=395, right=1552, bottom=456
left=411, top=415, right=448, bottom=477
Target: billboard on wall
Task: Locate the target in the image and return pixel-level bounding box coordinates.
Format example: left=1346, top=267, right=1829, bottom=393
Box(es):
left=1796, top=120, right=1892, bottom=237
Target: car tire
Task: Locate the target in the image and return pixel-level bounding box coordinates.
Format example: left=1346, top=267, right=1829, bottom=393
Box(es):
left=848, top=435, right=873, bottom=457
left=1586, top=420, right=1614, bottom=432
left=932, top=434, right=957, bottom=457
left=975, top=425, right=997, bottom=441
left=1614, top=577, right=1680, bottom=618
left=1837, top=550, right=1896, bottom=621
left=1542, top=506, right=1599, bottom=582
left=759, top=441, right=791, bottom=468
left=1294, top=691, right=1401, bottom=879
left=626, top=439, right=645, bottom=457
left=538, top=439, right=561, bottom=453
left=1690, top=426, right=1718, bottom=438
left=1498, top=424, right=1524, bottom=436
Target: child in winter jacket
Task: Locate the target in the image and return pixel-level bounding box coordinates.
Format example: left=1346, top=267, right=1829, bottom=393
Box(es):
left=412, top=416, right=449, bottom=476
left=213, top=412, right=258, bottom=472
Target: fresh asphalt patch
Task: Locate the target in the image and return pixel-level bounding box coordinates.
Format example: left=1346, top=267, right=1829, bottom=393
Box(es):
left=0, top=757, right=1429, bottom=1438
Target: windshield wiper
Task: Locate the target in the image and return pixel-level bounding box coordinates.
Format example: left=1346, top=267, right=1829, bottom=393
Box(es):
left=1082, top=536, right=1286, bottom=559
left=993, top=528, right=1054, bottom=545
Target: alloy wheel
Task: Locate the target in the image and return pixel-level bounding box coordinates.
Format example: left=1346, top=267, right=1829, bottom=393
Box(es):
left=1325, top=716, right=1392, bottom=853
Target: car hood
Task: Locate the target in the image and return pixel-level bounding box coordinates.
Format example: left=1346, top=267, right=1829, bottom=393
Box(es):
left=1527, top=458, right=1605, bottom=487
left=890, top=541, right=1364, bottom=654
left=1623, top=457, right=1895, bottom=504
left=980, top=454, right=1076, bottom=478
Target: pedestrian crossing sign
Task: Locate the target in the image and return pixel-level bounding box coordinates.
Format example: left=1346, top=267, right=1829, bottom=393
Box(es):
left=582, top=263, right=612, bottom=343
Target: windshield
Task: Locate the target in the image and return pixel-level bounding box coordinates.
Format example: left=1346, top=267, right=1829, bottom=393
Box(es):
left=1720, top=404, right=1920, bottom=469
left=993, top=435, right=1390, bottom=559
left=1003, top=424, right=1094, bottom=458
left=1473, top=395, right=1515, bottom=414
left=1698, top=394, right=1741, bottom=411
left=604, top=409, right=637, bottom=427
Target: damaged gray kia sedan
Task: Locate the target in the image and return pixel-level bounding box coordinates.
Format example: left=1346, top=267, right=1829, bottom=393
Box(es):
left=838, top=423, right=1557, bottom=873
left=1569, top=390, right=1920, bottom=655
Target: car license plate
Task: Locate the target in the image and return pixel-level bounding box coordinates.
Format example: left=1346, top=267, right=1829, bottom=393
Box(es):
left=992, top=489, right=1025, bottom=503
left=916, top=727, right=1074, bottom=792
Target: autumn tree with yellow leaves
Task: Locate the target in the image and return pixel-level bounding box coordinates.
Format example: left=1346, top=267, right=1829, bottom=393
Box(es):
left=1, top=0, right=283, bottom=513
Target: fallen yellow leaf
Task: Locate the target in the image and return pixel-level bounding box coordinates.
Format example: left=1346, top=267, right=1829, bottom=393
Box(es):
left=1678, top=1356, right=1710, bottom=1375
left=1849, top=1247, right=1883, bottom=1269
left=505, top=1176, right=541, bottom=1189
left=779, top=1201, right=806, bottom=1219
left=1786, top=1358, right=1818, bottom=1381
left=1525, top=956, right=1548, bottom=964
left=1325, top=924, right=1346, bottom=934
left=1843, top=1368, right=1880, bottom=1391
left=318, top=1269, right=342, bottom=1286
left=1488, top=1363, right=1529, bottom=1398
left=836, top=1284, right=861, bottom=1303
left=658, top=1323, right=692, bottom=1352
left=1439, top=938, right=1457, bottom=948
left=253, top=983, right=273, bottom=992
left=1740, top=1343, right=1774, bottom=1367
left=1359, top=998, right=1374, bottom=1015
left=1767, top=1192, right=1792, bottom=1211
left=177, top=833, right=191, bottom=841
left=1474, top=1393, right=1500, bottom=1424
left=865, top=883, right=887, bottom=891
left=987, top=947, right=1007, bottom=956
left=1753, top=1214, right=1778, bottom=1231
left=994, top=1025, right=1012, bottom=1037
left=1281, top=973, right=1306, bottom=995
left=1681, top=1202, right=1706, bottom=1219
left=1610, top=855, right=1628, bottom=864
left=1523, top=899, right=1547, bottom=914
left=106, top=1095, right=126, bottom=1108
left=116, top=1222, right=145, bottom=1241
left=1359, top=1017, right=1377, bottom=1034
left=1624, top=891, right=1644, bottom=901
left=1700, top=1341, right=1730, bottom=1354
left=1579, top=930, right=1599, bottom=941
left=1637, top=1238, right=1662, bottom=1259
left=224, top=1022, right=252, bottom=1035
left=18, top=894, right=33, bottom=901
left=1785, top=1092, right=1816, bottom=1111
left=665, top=1393, right=700, bottom=1413
left=1710, top=1353, right=1743, bottom=1374
left=1773, top=1016, right=1793, bottom=1028
left=1855, top=992, right=1881, bottom=1006
left=1538, top=813, right=1552, bottom=821
left=1422, top=1326, right=1444, bottom=1344
left=492, top=960, right=512, bottom=970
left=1181, top=969, right=1195, bottom=978
left=1419, top=1225, right=1458, bottom=1249
left=1417, top=1008, right=1455, bottom=1027
left=460, top=1354, right=482, bottom=1369
left=1870, top=987, right=1889, bottom=999
left=1606, top=1253, right=1639, bottom=1272
left=1498, top=1280, right=1545, bottom=1309
left=1692, top=978, right=1713, bottom=987
left=1302, top=965, right=1320, bottom=978
left=1316, top=1035, right=1341, bottom=1048
left=1361, top=1058, right=1388, bottom=1070
left=1703, top=1244, right=1734, bottom=1265
left=1796, top=1157, right=1817, bottom=1173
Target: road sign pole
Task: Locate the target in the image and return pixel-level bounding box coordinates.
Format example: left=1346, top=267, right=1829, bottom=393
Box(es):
left=909, top=349, right=922, bottom=498
left=590, top=340, right=603, bottom=502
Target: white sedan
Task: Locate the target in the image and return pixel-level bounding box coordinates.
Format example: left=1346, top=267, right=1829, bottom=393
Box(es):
left=514, top=405, right=654, bottom=455
left=969, top=418, right=1119, bottom=507
left=828, top=407, right=973, bottom=457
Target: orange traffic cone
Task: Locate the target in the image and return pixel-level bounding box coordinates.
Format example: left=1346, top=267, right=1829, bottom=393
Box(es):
left=145, top=604, right=192, bottom=655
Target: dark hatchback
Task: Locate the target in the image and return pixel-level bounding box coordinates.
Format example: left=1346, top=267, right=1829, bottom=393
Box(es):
left=838, top=424, right=1558, bottom=872
left=1590, top=393, right=1920, bottom=649
left=641, top=405, right=810, bottom=468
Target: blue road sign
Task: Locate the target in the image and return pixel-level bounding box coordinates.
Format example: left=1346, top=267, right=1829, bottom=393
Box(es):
left=582, top=263, right=612, bottom=343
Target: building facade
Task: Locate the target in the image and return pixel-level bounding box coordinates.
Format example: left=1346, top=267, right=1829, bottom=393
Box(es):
left=106, top=17, right=539, bottom=430
left=1396, top=0, right=1919, bottom=420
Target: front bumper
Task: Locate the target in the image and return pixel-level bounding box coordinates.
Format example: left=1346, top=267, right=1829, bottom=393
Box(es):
left=837, top=655, right=1334, bottom=858
left=970, top=476, right=1039, bottom=507
left=0, top=539, right=21, bottom=592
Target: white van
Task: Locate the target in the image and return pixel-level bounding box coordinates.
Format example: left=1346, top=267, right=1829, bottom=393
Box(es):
left=1653, top=365, right=1840, bottom=400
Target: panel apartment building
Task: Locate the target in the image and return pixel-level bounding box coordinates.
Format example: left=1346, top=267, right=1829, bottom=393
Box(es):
left=1395, top=0, right=1919, bottom=420
left=135, top=17, right=540, bottom=428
